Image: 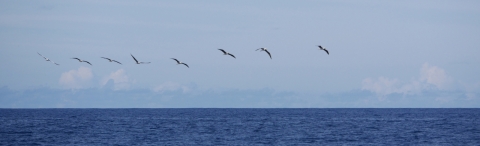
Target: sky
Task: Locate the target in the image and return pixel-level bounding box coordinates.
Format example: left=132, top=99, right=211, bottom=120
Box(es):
left=1, top=0, right=479, bottom=108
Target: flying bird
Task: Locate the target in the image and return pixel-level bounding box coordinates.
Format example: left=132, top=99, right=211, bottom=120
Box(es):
left=218, top=49, right=236, bottom=59
left=101, top=57, right=122, bottom=64
left=37, top=52, right=59, bottom=65
left=171, top=58, right=189, bottom=68
left=72, top=57, right=92, bottom=65
left=256, top=48, right=272, bottom=59
left=131, top=54, right=150, bottom=64
left=318, top=45, right=329, bottom=55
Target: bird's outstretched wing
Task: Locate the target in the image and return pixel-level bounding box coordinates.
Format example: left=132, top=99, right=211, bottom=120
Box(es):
left=182, top=63, right=189, bottom=68
left=113, top=60, right=122, bottom=64
left=72, top=58, right=81, bottom=61
left=37, top=52, right=47, bottom=59
left=171, top=58, right=180, bottom=64
left=101, top=57, right=110, bottom=61
left=52, top=61, right=59, bottom=65
left=131, top=54, right=139, bottom=63
left=228, top=53, right=236, bottom=59
left=218, top=49, right=226, bottom=54
left=318, top=45, right=329, bottom=55
left=84, top=61, right=92, bottom=65
left=265, top=50, right=272, bottom=59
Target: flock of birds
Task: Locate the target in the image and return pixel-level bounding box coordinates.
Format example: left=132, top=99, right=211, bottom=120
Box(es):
left=38, top=46, right=330, bottom=68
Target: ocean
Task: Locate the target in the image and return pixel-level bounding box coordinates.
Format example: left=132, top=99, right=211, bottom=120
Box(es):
left=1, top=109, right=479, bottom=145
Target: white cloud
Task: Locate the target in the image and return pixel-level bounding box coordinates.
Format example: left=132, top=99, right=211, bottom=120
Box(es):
left=420, top=63, right=452, bottom=90
left=101, top=69, right=131, bottom=90
left=153, top=81, right=190, bottom=93
left=59, top=67, right=93, bottom=89
left=362, top=77, right=400, bottom=96
left=362, top=63, right=452, bottom=97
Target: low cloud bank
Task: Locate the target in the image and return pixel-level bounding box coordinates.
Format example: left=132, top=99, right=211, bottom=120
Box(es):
left=1, top=85, right=478, bottom=108
left=1, top=63, right=478, bottom=108
left=362, top=63, right=477, bottom=101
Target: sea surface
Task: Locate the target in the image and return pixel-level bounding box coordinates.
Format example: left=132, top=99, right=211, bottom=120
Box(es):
left=1, top=108, right=479, bottom=145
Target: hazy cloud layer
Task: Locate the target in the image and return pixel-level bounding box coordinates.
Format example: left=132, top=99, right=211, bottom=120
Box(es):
left=1, top=86, right=478, bottom=108
left=153, top=82, right=192, bottom=93
left=363, top=63, right=452, bottom=97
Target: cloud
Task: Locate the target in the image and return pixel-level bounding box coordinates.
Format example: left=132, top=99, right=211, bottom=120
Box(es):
left=420, top=63, right=452, bottom=90
left=362, top=77, right=402, bottom=97
left=462, top=82, right=480, bottom=101
left=101, top=69, right=132, bottom=90
left=153, top=81, right=191, bottom=93
left=362, top=63, right=452, bottom=97
left=59, top=67, right=93, bottom=89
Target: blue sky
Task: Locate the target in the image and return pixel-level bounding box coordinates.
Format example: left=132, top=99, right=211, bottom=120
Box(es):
left=1, top=1, right=479, bottom=108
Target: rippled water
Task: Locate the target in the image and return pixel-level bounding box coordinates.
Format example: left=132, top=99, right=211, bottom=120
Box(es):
left=1, top=109, right=479, bottom=145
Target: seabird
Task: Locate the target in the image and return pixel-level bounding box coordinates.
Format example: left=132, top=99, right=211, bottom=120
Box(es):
left=101, top=57, right=122, bottom=64
left=218, top=49, right=236, bottom=59
left=131, top=54, right=150, bottom=64
left=171, top=58, right=189, bottom=68
left=318, top=45, right=329, bottom=55
left=37, top=52, right=59, bottom=65
left=72, top=57, right=92, bottom=65
left=255, top=48, right=272, bottom=59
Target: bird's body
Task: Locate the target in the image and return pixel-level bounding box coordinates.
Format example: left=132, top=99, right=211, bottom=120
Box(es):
left=131, top=54, right=150, bottom=64
left=37, top=52, right=59, bottom=65
left=72, top=58, right=92, bottom=65
left=318, top=45, right=329, bottom=55
left=218, top=49, right=236, bottom=59
left=256, top=48, right=272, bottom=59
left=171, top=58, right=189, bottom=68
left=101, top=57, right=122, bottom=64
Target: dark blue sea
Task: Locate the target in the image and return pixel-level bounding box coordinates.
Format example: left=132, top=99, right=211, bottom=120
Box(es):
left=1, top=109, right=479, bottom=145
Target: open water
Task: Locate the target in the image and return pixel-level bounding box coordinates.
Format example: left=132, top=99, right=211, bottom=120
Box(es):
left=1, top=109, right=479, bottom=145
